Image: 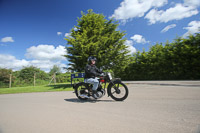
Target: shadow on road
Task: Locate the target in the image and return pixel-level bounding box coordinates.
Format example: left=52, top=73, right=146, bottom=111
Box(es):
left=48, top=84, right=72, bottom=89
left=64, top=98, right=115, bottom=103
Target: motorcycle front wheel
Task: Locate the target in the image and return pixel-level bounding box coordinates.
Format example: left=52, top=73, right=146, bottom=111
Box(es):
left=108, top=82, right=129, bottom=101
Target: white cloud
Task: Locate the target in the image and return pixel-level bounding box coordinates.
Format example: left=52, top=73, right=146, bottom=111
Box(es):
left=26, top=45, right=66, bottom=61
left=1, top=37, right=14, bottom=42
left=65, top=33, right=70, bottom=37
left=0, top=54, right=67, bottom=72
left=125, top=40, right=137, bottom=55
left=111, top=0, right=200, bottom=25
left=110, top=0, right=167, bottom=23
left=57, top=32, right=62, bottom=36
left=25, top=44, right=67, bottom=72
left=0, top=45, right=67, bottom=72
left=183, top=20, right=200, bottom=38
left=145, top=3, right=199, bottom=24
left=29, top=60, right=67, bottom=72
left=130, top=34, right=149, bottom=44
left=161, top=24, right=176, bottom=33
left=0, top=54, right=29, bottom=71
left=184, top=0, right=200, bottom=7
left=74, top=27, right=78, bottom=31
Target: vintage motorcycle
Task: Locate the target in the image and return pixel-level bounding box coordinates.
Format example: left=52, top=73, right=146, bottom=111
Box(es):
left=73, top=72, right=129, bottom=101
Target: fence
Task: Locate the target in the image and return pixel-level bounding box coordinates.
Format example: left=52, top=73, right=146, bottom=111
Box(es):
left=0, top=73, right=84, bottom=88
left=0, top=74, right=50, bottom=88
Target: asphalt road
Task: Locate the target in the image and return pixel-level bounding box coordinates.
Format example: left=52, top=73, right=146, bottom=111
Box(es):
left=0, top=81, right=200, bottom=133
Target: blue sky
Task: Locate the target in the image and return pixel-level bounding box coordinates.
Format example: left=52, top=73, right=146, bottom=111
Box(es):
left=0, top=0, right=200, bottom=72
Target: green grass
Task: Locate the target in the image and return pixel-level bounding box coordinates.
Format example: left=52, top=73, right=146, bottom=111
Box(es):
left=0, top=83, right=73, bottom=94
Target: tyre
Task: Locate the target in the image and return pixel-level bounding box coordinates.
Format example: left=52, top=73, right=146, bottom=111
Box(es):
left=108, top=82, right=129, bottom=101
left=74, top=82, right=90, bottom=100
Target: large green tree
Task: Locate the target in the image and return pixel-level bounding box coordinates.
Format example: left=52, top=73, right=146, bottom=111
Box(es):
left=65, top=9, right=131, bottom=75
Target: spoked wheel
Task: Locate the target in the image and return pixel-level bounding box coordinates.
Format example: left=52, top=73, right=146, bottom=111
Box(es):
left=75, top=82, right=90, bottom=100
left=108, top=82, right=129, bottom=101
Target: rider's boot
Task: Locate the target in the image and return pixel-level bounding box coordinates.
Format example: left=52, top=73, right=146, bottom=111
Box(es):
left=92, top=90, right=99, bottom=99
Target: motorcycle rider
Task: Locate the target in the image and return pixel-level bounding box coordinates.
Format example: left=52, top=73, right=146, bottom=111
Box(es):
left=84, top=56, right=103, bottom=99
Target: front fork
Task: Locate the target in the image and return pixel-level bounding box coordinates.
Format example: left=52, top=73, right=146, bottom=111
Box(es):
left=107, top=79, right=121, bottom=96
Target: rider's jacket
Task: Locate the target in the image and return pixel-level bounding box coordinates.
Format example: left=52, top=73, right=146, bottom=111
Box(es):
left=84, top=64, right=102, bottom=79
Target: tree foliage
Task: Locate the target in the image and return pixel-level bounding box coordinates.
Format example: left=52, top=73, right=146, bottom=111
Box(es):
left=65, top=9, right=131, bottom=75
left=122, top=33, right=200, bottom=80
left=18, top=66, right=49, bottom=82
left=0, top=68, right=13, bottom=84
left=49, top=65, right=61, bottom=76
left=0, top=67, right=71, bottom=88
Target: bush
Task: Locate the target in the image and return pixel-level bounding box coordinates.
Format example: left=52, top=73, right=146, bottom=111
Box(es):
left=56, top=73, right=71, bottom=83
left=0, top=68, right=13, bottom=83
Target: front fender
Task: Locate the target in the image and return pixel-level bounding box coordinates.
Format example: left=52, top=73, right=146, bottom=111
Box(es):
left=107, top=79, right=121, bottom=96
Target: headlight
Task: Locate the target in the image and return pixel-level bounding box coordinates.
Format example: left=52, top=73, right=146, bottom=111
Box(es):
left=108, top=72, right=112, bottom=80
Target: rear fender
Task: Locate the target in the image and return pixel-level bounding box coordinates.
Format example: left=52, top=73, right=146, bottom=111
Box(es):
left=72, top=83, right=77, bottom=89
left=73, top=82, right=86, bottom=89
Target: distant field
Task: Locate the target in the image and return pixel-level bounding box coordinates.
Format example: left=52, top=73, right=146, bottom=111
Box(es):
left=0, top=83, right=73, bottom=94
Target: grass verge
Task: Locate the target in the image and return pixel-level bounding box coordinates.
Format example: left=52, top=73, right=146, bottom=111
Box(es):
left=0, top=83, right=73, bottom=94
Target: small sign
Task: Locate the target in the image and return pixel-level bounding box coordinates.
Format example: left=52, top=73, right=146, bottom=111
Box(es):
left=71, top=73, right=85, bottom=86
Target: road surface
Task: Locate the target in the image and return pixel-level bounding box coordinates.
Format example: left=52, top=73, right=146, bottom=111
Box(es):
left=0, top=81, right=200, bottom=133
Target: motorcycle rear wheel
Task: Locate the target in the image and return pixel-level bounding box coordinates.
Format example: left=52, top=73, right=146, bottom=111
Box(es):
left=75, top=82, right=90, bottom=100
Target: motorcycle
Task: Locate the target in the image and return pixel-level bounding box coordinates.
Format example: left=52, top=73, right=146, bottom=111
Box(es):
left=73, top=72, right=129, bottom=101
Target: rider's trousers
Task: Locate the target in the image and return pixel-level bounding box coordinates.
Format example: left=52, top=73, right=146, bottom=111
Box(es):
left=84, top=77, right=99, bottom=91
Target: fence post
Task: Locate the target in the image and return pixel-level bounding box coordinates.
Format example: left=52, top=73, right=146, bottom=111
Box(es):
left=54, top=73, right=56, bottom=85
left=34, top=73, right=36, bottom=86
left=9, top=74, right=12, bottom=88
